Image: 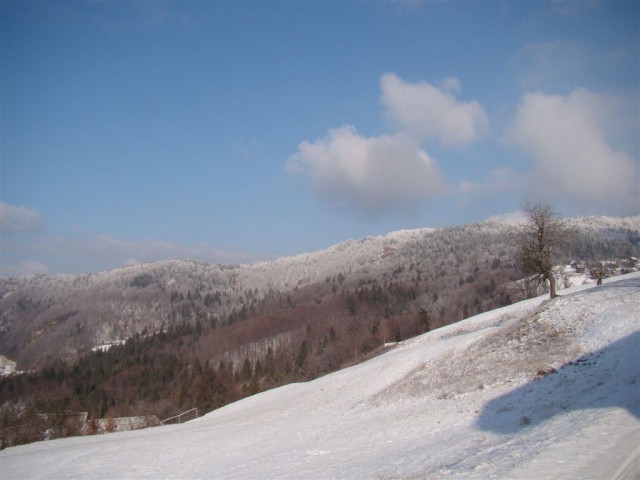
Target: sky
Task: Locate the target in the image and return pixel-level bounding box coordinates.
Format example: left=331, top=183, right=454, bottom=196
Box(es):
left=1, top=0, right=638, bottom=276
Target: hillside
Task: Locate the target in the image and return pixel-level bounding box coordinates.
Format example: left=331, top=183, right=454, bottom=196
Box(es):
left=1, top=272, right=638, bottom=479
left=1, top=215, right=638, bottom=371
left=0, top=215, right=638, bottom=435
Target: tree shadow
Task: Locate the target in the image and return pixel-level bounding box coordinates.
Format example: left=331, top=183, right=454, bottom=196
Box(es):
left=580, top=275, right=640, bottom=296
left=476, top=331, right=640, bottom=435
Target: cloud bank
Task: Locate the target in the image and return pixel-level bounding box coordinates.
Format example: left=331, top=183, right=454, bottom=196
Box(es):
left=0, top=202, right=45, bottom=233
left=510, top=88, right=639, bottom=214
left=1, top=231, right=259, bottom=277
left=0, top=201, right=259, bottom=276
left=288, top=73, right=486, bottom=216
left=289, top=70, right=638, bottom=219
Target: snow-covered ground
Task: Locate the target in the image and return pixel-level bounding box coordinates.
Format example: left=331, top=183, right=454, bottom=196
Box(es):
left=0, top=354, right=16, bottom=377
left=2, top=273, right=639, bottom=479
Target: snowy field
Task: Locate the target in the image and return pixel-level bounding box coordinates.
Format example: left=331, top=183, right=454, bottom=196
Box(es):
left=2, top=273, right=639, bottom=479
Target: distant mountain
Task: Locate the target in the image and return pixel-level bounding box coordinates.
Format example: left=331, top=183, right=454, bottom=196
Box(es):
left=1, top=215, right=638, bottom=371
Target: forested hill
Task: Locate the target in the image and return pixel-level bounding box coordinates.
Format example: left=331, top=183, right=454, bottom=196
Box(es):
left=1, top=216, right=638, bottom=371
left=0, top=215, right=638, bottom=446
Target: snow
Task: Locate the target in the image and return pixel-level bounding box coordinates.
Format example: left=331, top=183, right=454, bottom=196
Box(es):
left=0, top=355, right=16, bottom=377
left=2, top=273, right=639, bottom=479
left=90, top=340, right=126, bottom=353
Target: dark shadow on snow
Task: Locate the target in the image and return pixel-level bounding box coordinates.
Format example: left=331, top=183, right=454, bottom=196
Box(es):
left=579, top=275, right=640, bottom=296
left=476, top=331, right=640, bottom=435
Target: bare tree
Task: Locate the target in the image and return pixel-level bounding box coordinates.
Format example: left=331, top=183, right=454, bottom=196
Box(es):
left=518, top=202, right=568, bottom=299
left=587, top=260, right=605, bottom=285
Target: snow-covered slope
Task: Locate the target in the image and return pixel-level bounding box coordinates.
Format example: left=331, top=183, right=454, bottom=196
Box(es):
left=2, top=273, right=639, bottom=479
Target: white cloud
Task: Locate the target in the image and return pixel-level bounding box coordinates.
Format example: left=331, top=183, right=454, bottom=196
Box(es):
left=0, top=208, right=263, bottom=275
left=287, top=125, right=446, bottom=215
left=286, top=73, right=491, bottom=215
left=513, top=40, right=592, bottom=91
left=0, top=201, right=45, bottom=233
left=1, top=231, right=262, bottom=276
left=484, top=210, right=528, bottom=225
left=380, top=72, right=488, bottom=145
left=510, top=88, right=639, bottom=215
left=49, top=233, right=258, bottom=271
left=1, top=232, right=261, bottom=276
left=0, top=199, right=266, bottom=275
left=457, top=167, right=521, bottom=196
left=439, top=76, right=461, bottom=95
left=0, top=260, right=50, bottom=278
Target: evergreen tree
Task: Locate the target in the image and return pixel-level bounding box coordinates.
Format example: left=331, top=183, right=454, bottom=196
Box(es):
left=295, top=340, right=309, bottom=372
left=240, top=358, right=253, bottom=381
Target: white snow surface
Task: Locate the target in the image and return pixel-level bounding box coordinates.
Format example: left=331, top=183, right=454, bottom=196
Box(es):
left=2, top=274, right=639, bottom=479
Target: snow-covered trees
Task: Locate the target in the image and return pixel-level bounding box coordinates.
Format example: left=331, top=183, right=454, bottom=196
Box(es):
left=518, top=203, right=569, bottom=299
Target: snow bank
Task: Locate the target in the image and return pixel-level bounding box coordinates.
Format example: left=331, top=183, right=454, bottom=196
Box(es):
left=1, top=273, right=638, bottom=479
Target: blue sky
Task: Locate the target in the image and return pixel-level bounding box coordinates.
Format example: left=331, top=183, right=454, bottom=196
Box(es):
left=1, top=0, right=638, bottom=275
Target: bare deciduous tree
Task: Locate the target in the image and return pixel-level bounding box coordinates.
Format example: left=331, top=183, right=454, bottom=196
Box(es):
left=518, top=202, right=568, bottom=299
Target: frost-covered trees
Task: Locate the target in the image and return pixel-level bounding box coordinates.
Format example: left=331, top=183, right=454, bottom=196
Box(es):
left=518, top=203, right=569, bottom=299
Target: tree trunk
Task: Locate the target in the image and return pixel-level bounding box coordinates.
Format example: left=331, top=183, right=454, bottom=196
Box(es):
left=547, top=272, right=557, bottom=299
